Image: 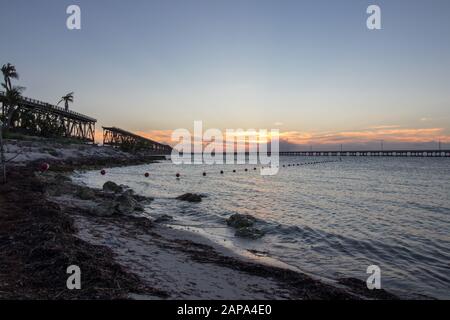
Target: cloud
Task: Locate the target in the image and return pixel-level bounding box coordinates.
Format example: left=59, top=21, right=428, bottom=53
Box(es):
left=135, top=130, right=174, bottom=144
left=279, top=127, right=450, bottom=146
left=367, top=125, right=402, bottom=129
left=97, top=126, right=450, bottom=149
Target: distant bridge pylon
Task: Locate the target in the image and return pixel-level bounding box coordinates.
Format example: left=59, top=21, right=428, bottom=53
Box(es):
left=0, top=91, right=96, bottom=142
left=102, top=126, right=172, bottom=154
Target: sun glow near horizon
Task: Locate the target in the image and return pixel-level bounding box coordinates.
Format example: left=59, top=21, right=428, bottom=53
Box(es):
left=114, top=125, right=450, bottom=150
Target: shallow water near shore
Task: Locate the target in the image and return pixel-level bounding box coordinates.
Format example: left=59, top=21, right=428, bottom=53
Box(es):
left=72, top=156, right=450, bottom=299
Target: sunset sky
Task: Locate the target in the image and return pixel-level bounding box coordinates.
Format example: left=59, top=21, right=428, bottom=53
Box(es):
left=1, top=0, right=450, bottom=149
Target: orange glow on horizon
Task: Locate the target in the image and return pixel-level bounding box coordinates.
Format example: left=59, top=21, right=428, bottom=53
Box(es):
left=95, top=127, right=450, bottom=147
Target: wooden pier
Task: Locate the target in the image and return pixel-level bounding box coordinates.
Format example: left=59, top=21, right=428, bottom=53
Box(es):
left=103, top=126, right=172, bottom=154
left=279, top=150, right=450, bottom=157
left=0, top=91, right=96, bottom=142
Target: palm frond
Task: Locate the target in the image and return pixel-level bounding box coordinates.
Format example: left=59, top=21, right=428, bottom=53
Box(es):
left=1, top=63, right=19, bottom=80
left=62, top=92, right=74, bottom=102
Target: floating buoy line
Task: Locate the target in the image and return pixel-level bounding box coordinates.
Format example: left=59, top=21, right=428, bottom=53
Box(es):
left=92, top=158, right=343, bottom=178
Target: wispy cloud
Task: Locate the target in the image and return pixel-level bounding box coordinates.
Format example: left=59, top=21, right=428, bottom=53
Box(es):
left=135, top=130, right=174, bottom=143
left=280, top=127, right=450, bottom=145
left=367, top=125, right=402, bottom=130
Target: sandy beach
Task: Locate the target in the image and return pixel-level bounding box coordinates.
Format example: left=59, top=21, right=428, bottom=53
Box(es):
left=0, top=138, right=401, bottom=300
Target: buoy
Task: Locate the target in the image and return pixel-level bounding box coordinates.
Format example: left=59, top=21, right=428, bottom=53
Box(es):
left=233, top=169, right=236, bottom=173
left=254, top=167, right=257, bottom=170
left=244, top=168, right=248, bottom=172
left=176, top=173, right=180, bottom=178
left=220, top=170, right=224, bottom=174
left=40, top=162, right=50, bottom=172
left=100, top=169, right=106, bottom=175
left=144, top=172, right=149, bottom=178
left=202, top=172, right=206, bottom=176
left=283, top=165, right=285, bottom=167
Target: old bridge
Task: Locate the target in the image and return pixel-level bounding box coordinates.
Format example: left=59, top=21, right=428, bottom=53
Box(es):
left=0, top=91, right=96, bottom=142
left=103, top=126, right=172, bottom=154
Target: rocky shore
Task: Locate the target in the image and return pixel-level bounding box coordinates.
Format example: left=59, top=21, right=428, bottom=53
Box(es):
left=0, top=140, right=399, bottom=299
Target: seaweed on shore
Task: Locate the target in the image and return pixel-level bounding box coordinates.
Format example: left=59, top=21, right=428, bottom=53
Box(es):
left=0, top=162, right=166, bottom=300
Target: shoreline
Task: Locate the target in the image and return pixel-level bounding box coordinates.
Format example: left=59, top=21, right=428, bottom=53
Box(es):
left=0, top=140, right=399, bottom=299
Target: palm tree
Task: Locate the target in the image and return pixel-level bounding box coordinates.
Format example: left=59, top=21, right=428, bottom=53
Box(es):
left=0, top=86, right=24, bottom=183
left=2, top=86, right=25, bottom=129
left=0, top=118, right=5, bottom=183
left=1, top=63, right=24, bottom=183
left=57, top=92, right=74, bottom=111
left=1, top=63, right=23, bottom=129
left=1, top=63, right=19, bottom=91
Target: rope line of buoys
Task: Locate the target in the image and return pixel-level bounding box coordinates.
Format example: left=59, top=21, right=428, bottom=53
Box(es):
left=96, top=159, right=342, bottom=179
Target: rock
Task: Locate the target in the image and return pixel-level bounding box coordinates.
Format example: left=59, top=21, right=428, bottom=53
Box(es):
left=76, top=187, right=96, bottom=200
left=54, top=174, right=71, bottom=183
left=102, top=181, right=123, bottom=193
left=122, top=189, right=153, bottom=203
left=119, top=184, right=130, bottom=192
left=227, top=213, right=256, bottom=229
left=227, top=214, right=264, bottom=239
left=99, top=192, right=116, bottom=200
left=132, top=193, right=154, bottom=202
left=115, top=193, right=143, bottom=215
left=154, top=214, right=174, bottom=223
left=89, top=203, right=116, bottom=217
left=130, top=216, right=153, bottom=229
left=235, top=227, right=265, bottom=239
left=176, top=193, right=204, bottom=203
left=134, top=203, right=145, bottom=212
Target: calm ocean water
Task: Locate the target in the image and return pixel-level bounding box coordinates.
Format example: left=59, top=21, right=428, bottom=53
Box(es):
left=73, top=156, right=450, bottom=299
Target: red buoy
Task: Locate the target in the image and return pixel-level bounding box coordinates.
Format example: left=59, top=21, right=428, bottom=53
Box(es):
left=40, top=162, right=50, bottom=172
left=100, top=169, right=106, bottom=175
left=176, top=173, right=180, bottom=178
left=144, top=172, right=149, bottom=178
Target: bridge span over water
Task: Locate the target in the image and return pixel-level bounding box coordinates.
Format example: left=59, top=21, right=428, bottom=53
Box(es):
left=279, top=150, right=450, bottom=157
left=103, top=126, right=172, bottom=154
